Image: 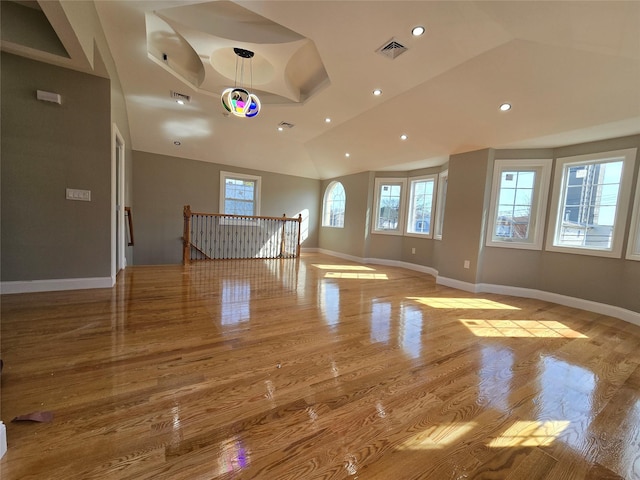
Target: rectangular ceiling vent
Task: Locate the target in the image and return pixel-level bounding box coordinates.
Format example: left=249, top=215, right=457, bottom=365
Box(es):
left=170, top=91, right=191, bottom=103
left=278, top=121, right=295, bottom=129
left=376, top=38, right=408, bottom=59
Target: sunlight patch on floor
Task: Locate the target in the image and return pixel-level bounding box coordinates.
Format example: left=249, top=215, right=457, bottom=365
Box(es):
left=312, top=264, right=376, bottom=271
left=325, top=272, right=388, bottom=279
left=396, top=422, right=477, bottom=450
left=408, top=297, right=520, bottom=310
left=489, top=420, right=570, bottom=447
left=461, top=319, right=588, bottom=338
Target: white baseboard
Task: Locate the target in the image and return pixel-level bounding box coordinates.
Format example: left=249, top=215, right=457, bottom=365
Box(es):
left=430, top=276, right=640, bottom=326
left=365, top=258, right=439, bottom=277
left=476, top=283, right=640, bottom=327
left=1, top=276, right=114, bottom=294
left=435, top=276, right=479, bottom=293
left=315, top=248, right=438, bottom=277
left=315, top=250, right=640, bottom=326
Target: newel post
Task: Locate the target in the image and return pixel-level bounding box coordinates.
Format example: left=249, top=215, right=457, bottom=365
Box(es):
left=183, top=205, right=191, bottom=265
left=280, top=214, right=287, bottom=258
left=296, top=214, right=302, bottom=258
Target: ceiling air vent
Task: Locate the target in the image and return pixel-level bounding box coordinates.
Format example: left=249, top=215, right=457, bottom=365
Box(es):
left=376, top=38, right=408, bottom=59
left=278, top=121, right=295, bottom=129
left=170, top=91, right=191, bottom=103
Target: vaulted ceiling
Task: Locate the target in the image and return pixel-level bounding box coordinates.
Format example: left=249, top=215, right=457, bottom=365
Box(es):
left=3, top=1, right=640, bottom=179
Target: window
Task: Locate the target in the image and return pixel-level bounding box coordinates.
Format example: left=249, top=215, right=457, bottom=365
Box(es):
left=372, top=178, right=406, bottom=234
left=434, top=170, right=448, bottom=240
left=546, top=148, right=637, bottom=257
left=486, top=159, right=552, bottom=250
left=406, top=175, right=437, bottom=237
left=322, top=181, right=346, bottom=228
left=627, top=171, right=640, bottom=261
left=220, top=171, right=261, bottom=216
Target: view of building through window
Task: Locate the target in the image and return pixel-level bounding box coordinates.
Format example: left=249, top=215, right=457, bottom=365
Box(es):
left=556, top=160, right=622, bottom=249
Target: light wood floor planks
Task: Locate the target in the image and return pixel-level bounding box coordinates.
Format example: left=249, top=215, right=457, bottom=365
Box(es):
left=1, top=253, right=639, bottom=479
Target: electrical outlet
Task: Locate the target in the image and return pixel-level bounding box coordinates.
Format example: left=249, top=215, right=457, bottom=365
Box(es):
left=464, top=260, right=470, bottom=269
left=411, top=248, right=416, bottom=254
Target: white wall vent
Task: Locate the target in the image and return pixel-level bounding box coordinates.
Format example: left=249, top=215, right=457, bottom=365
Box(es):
left=36, top=90, right=62, bottom=104
left=376, top=38, right=408, bottom=59
left=170, top=91, right=191, bottom=103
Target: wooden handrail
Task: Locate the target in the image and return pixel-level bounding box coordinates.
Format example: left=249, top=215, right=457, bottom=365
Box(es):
left=186, top=210, right=302, bottom=222
left=125, top=207, right=134, bottom=246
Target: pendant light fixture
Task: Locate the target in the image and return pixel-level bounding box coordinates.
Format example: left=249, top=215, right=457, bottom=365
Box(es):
left=221, top=48, right=261, bottom=118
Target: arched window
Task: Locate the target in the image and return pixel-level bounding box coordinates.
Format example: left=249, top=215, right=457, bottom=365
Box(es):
left=322, top=181, right=346, bottom=228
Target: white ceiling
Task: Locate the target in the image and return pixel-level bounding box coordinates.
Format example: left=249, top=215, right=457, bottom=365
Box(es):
left=5, top=1, right=640, bottom=180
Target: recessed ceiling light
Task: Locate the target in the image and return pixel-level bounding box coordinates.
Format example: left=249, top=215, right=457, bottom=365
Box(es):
left=345, top=153, right=350, bottom=158
left=173, top=141, right=181, bottom=146
left=277, top=126, right=284, bottom=131
left=176, top=99, right=185, bottom=105
left=411, top=26, right=425, bottom=36
left=400, top=134, right=408, bottom=141
left=499, top=103, right=512, bottom=111
left=373, top=89, right=382, bottom=96
left=325, top=117, right=331, bottom=123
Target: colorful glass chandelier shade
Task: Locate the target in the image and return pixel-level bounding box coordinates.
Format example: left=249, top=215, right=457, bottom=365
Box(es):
left=221, top=48, right=261, bottom=118
left=221, top=88, right=261, bottom=118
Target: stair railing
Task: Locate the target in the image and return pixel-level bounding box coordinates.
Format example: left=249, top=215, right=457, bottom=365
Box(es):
left=183, top=205, right=302, bottom=264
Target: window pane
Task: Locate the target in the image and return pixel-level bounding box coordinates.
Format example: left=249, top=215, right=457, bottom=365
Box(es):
left=602, top=162, right=623, bottom=184
left=514, top=188, right=533, bottom=205
left=408, top=178, right=435, bottom=234
left=221, top=173, right=260, bottom=216
left=435, top=173, right=448, bottom=239
left=498, top=188, right=516, bottom=206
left=225, top=199, right=254, bottom=216
left=555, top=161, right=623, bottom=249
left=516, top=171, right=535, bottom=189
left=493, top=170, right=536, bottom=241
left=599, top=184, right=619, bottom=207
left=501, top=172, right=517, bottom=185
left=377, top=183, right=402, bottom=230
left=323, top=182, right=346, bottom=228
left=631, top=176, right=640, bottom=259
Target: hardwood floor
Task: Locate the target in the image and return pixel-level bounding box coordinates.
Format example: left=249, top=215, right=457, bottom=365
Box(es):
left=1, top=253, right=639, bottom=479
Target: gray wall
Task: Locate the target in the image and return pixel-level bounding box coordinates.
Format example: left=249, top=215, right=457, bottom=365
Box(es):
left=436, top=149, right=491, bottom=283
left=132, top=150, right=320, bottom=265
left=318, top=139, right=640, bottom=313
left=1, top=52, right=112, bottom=280
left=319, top=171, right=373, bottom=259
left=400, top=166, right=445, bottom=268
left=481, top=135, right=640, bottom=312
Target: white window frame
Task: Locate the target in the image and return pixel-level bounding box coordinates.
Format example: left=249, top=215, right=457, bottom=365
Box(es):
left=546, top=148, right=637, bottom=258
left=372, top=177, right=407, bottom=235
left=220, top=171, right=261, bottom=216
left=405, top=174, right=437, bottom=238
left=626, top=170, right=640, bottom=261
left=434, top=170, right=448, bottom=240
left=322, top=181, right=346, bottom=228
left=486, top=159, right=552, bottom=250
